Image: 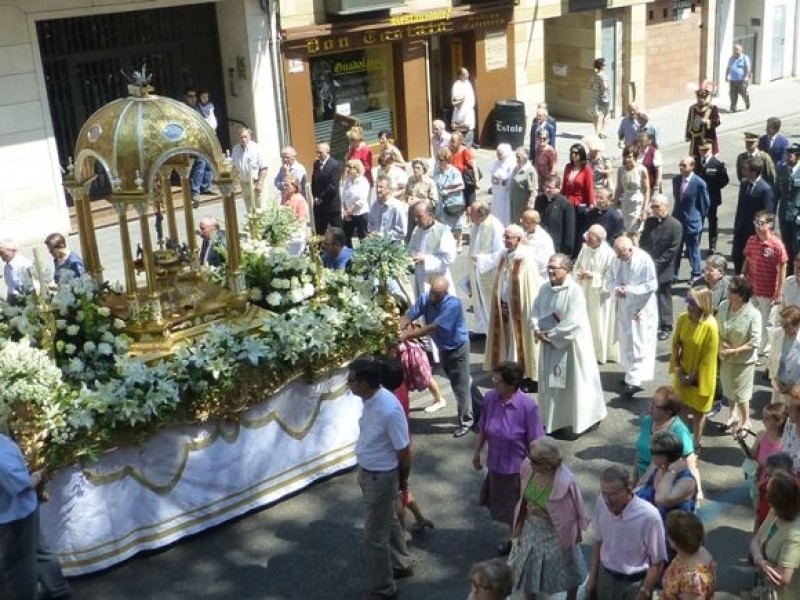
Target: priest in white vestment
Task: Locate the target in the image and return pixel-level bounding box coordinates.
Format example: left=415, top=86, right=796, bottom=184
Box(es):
left=466, top=200, right=505, bottom=334
left=520, top=209, right=555, bottom=278
left=484, top=225, right=541, bottom=380
left=607, top=235, right=658, bottom=397
left=574, top=224, right=619, bottom=363
left=489, top=144, right=517, bottom=226
left=533, top=253, right=607, bottom=434
left=408, top=201, right=456, bottom=297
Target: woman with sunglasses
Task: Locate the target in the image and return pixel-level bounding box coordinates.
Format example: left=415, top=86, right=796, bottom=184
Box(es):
left=509, top=438, right=588, bottom=600
left=717, top=275, right=761, bottom=434
left=669, top=287, right=719, bottom=450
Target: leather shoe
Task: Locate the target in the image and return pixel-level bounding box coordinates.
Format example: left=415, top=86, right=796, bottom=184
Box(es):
left=393, top=565, right=415, bottom=579
left=453, top=425, right=472, bottom=438
left=623, top=384, right=643, bottom=397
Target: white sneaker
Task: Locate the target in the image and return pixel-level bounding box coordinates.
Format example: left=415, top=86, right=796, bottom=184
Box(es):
left=424, top=400, right=447, bottom=413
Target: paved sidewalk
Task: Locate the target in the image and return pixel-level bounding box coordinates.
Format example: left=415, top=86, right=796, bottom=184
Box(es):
left=473, top=77, right=800, bottom=171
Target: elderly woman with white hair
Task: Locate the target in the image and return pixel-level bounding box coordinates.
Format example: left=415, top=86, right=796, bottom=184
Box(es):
left=509, top=437, right=588, bottom=600
left=574, top=224, right=618, bottom=363
left=490, top=143, right=516, bottom=226
left=583, top=135, right=614, bottom=193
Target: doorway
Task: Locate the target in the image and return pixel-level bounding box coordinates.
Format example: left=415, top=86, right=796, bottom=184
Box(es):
left=36, top=3, right=229, bottom=177
left=771, top=4, right=786, bottom=80
left=601, top=19, right=618, bottom=116
left=427, top=32, right=477, bottom=125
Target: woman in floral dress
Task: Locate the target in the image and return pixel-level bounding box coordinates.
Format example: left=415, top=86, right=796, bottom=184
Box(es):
left=661, top=510, right=716, bottom=599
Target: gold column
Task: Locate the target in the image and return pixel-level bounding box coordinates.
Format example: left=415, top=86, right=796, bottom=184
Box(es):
left=219, top=175, right=243, bottom=293
left=177, top=165, right=197, bottom=257
left=114, top=202, right=137, bottom=298
left=69, top=181, right=103, bottom=282
left=135, top=200, right=161, bottom=323
left=161, top=167, right=180, bottom=244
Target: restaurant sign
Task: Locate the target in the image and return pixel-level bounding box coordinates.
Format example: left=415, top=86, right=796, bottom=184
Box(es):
left=284, top=7, right=510, bottom=56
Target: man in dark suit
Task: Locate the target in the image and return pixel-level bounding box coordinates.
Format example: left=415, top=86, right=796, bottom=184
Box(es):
left=672, top=156, right=709, bottom=280
left=776, top=143, right=800, bottom=259
left=197, top=216, right=226, bottom=267
left=585, top=188, right=624, bottom=246
left=641, top=194, right=683, bottom=340
left=695, top=139, right=730, bottom=255
left=311, top=142, right=342, bottom=235
left=732, top=156, right=776, bottom=274
left=759, top=117, right=790, bottom=167
left=533, top=174, right=575, bottom=256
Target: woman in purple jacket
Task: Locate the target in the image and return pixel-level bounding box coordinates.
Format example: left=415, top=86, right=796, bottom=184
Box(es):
left=472, top=361, right=545, bottom=554
left=509, top=437, right=589, bottom=600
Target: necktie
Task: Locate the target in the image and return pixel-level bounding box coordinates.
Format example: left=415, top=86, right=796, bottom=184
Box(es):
left=746, top=181, right=753, bottom=196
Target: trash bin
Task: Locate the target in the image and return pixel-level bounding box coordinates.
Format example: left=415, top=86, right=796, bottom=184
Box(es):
left=492, top=100, right=526, bottom=148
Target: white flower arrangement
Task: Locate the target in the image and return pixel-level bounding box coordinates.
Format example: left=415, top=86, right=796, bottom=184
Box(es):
left=0, top=339, right=65, bottom=430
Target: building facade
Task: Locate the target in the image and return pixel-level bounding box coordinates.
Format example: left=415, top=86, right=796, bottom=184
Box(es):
left=279, top=0, right=518, bottom=162
left=0, top=0, right=282, bottom=247
left=513, top=0, right=718, bottom=121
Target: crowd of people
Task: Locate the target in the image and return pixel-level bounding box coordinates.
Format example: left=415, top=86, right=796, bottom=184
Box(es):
left=338, top=59, right=800, bottom=600
left=5, top=48, right=800, bottom=600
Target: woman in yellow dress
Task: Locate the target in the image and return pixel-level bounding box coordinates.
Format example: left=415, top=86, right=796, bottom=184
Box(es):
left=669, top=287, right=719, bottom=450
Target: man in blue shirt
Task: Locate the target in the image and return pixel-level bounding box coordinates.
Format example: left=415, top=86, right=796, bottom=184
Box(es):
left=725, top=44, right=751, bottom=112
left=0, top=433, right=40, bottom=599
left=400, top=276, right=474, bottom=437
left=320, top=227, right=353, bottom=271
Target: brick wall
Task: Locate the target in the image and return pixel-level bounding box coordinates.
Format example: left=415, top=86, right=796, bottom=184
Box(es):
left=644, top=0, right=703, bottom=108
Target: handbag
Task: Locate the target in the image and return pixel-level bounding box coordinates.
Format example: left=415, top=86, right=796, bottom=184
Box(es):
left=463, top=164, right=482, bottom=188
left=442, top=193, right=466, bottom=216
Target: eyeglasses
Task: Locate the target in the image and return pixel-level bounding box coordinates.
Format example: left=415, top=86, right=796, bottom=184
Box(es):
left=471, top=580, right=493, bottom=591
left=547, top=265, right=565, bottom=271
left=753, top=220, right=768, bottom=227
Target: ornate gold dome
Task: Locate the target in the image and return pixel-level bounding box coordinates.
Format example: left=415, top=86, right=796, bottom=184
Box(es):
left=71, top=85, right=225, bottom=200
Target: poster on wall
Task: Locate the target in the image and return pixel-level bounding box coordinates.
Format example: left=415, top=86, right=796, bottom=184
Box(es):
left=485, top=32, right=507, bottom=71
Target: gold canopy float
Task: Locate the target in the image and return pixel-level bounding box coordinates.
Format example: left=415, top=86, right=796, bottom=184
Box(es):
left=62, top=75, right=250, bottom=358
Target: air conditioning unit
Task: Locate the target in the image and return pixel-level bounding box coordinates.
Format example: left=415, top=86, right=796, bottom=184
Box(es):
left=325, top=0, right=404, bottom=15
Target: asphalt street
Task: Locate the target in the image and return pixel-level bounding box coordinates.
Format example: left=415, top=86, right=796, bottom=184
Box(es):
left=62, top=80, right=800, bottom=599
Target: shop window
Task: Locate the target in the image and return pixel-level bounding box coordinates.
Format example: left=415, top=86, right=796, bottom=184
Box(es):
left=310, top=46, right=396, bottom=145
left=325, top=0, right=404, bottom=16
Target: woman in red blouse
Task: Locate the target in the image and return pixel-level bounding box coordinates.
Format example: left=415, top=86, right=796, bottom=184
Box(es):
left=561, top=143, right=595, bottom=256
left=345, top=126, right=373, bottom=187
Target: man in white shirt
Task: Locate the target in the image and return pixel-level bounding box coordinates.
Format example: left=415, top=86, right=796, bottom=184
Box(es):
left=0, top=239, right=36, bottom=303
left=451, top=94, right=476, bottom=148
left=451, top=67, right=475, bottom=112
left=350, top=358, right=414, bottom=599
left=273, top=146, right=308, bottom=197
left=430, top=119, right=452, bottom=161
left=231, top=127, right=268, bottom=212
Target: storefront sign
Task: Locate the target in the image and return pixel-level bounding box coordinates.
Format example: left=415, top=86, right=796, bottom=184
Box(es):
left=285, top=9, right=510, bottom=57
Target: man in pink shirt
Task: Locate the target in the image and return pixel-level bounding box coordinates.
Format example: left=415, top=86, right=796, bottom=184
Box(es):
left=587, top=466, right=666, bottom=599
left=743, top=210, right=788, bottom=357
